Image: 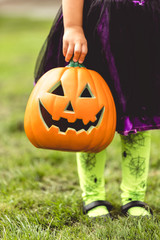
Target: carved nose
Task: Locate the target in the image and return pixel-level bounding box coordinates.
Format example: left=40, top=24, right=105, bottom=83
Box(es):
left=65, top=101, right=74, bottom=112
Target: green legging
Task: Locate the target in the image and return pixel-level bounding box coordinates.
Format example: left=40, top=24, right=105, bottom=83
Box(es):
left=77, top=131, right=151, bottom=217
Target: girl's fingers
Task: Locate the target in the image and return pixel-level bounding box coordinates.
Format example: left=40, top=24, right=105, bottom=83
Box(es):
left=78, top=43, right=88, bottom=64
left=63, top=41, right=68, bottom=57
left=63, top=41, right=88, bottom=63
left=73, top=43, right=81, bottom=62
left=65, top=44, right=74, bottom=62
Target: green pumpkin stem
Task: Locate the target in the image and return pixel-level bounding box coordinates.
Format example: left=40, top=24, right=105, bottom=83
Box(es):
left=67, top=60, right=85, bottom=68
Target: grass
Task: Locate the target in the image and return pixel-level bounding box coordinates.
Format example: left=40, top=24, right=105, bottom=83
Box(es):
left=0, top=15, right=160, bottom=239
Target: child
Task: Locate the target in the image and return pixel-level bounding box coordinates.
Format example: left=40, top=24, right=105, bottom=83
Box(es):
left=34, top=0, right=160, bottom=217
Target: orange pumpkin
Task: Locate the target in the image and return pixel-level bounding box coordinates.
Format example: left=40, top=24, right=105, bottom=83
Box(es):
left=24, top=62, right=116, bottom=152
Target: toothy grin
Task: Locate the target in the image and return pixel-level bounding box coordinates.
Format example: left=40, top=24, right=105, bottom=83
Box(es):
left=39, top=100, right=104, bottom=133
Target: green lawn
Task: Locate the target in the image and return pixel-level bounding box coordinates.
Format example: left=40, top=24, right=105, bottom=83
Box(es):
left=0, top=16, right=160, bottom=239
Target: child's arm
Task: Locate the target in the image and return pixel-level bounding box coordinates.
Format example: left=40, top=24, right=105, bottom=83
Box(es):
left=62, top=0, right=88, bottom=64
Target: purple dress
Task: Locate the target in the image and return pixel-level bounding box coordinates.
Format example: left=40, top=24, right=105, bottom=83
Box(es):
left=34, top=0, right=160, bottom=135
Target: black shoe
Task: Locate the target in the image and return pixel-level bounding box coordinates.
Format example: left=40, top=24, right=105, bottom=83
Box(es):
left=83, top=200, right=113, bottom=219
left=121, top=201, right=153, bottom=217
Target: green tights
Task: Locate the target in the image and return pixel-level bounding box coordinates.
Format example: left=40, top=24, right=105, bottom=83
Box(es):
left=76, top=131, right=151, bottom=217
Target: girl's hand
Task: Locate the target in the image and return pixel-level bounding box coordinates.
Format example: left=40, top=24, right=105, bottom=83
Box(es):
left=63, top=26, right=88, bottom=64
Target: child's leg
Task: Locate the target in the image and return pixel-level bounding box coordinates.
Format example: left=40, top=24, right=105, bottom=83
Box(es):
left=76, top=150, right=110, bottom=218
left=120, top=131, right=151, bottom=216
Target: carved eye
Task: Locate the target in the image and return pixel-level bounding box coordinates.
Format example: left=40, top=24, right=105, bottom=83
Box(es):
left=79, top=84, right=95, bottom=98
left=49, top=82, right=64, bottom=96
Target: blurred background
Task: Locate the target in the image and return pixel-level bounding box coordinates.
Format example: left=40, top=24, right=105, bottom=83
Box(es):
left=0, top=0, right=61, bottom=19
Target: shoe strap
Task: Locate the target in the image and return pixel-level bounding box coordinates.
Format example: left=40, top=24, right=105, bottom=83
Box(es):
left=83, top=200, right=113, bottom=214
left=122, top=201, right=153, bottom=215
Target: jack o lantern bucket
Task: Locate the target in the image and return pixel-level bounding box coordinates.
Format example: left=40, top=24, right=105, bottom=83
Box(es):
left=24, top=61, right=116, bottom=153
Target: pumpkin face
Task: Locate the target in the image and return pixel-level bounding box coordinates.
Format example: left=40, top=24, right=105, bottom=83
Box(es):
left=24, top=65, right=116, bottom=152
left=39, top=83, right=104, bottom=133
